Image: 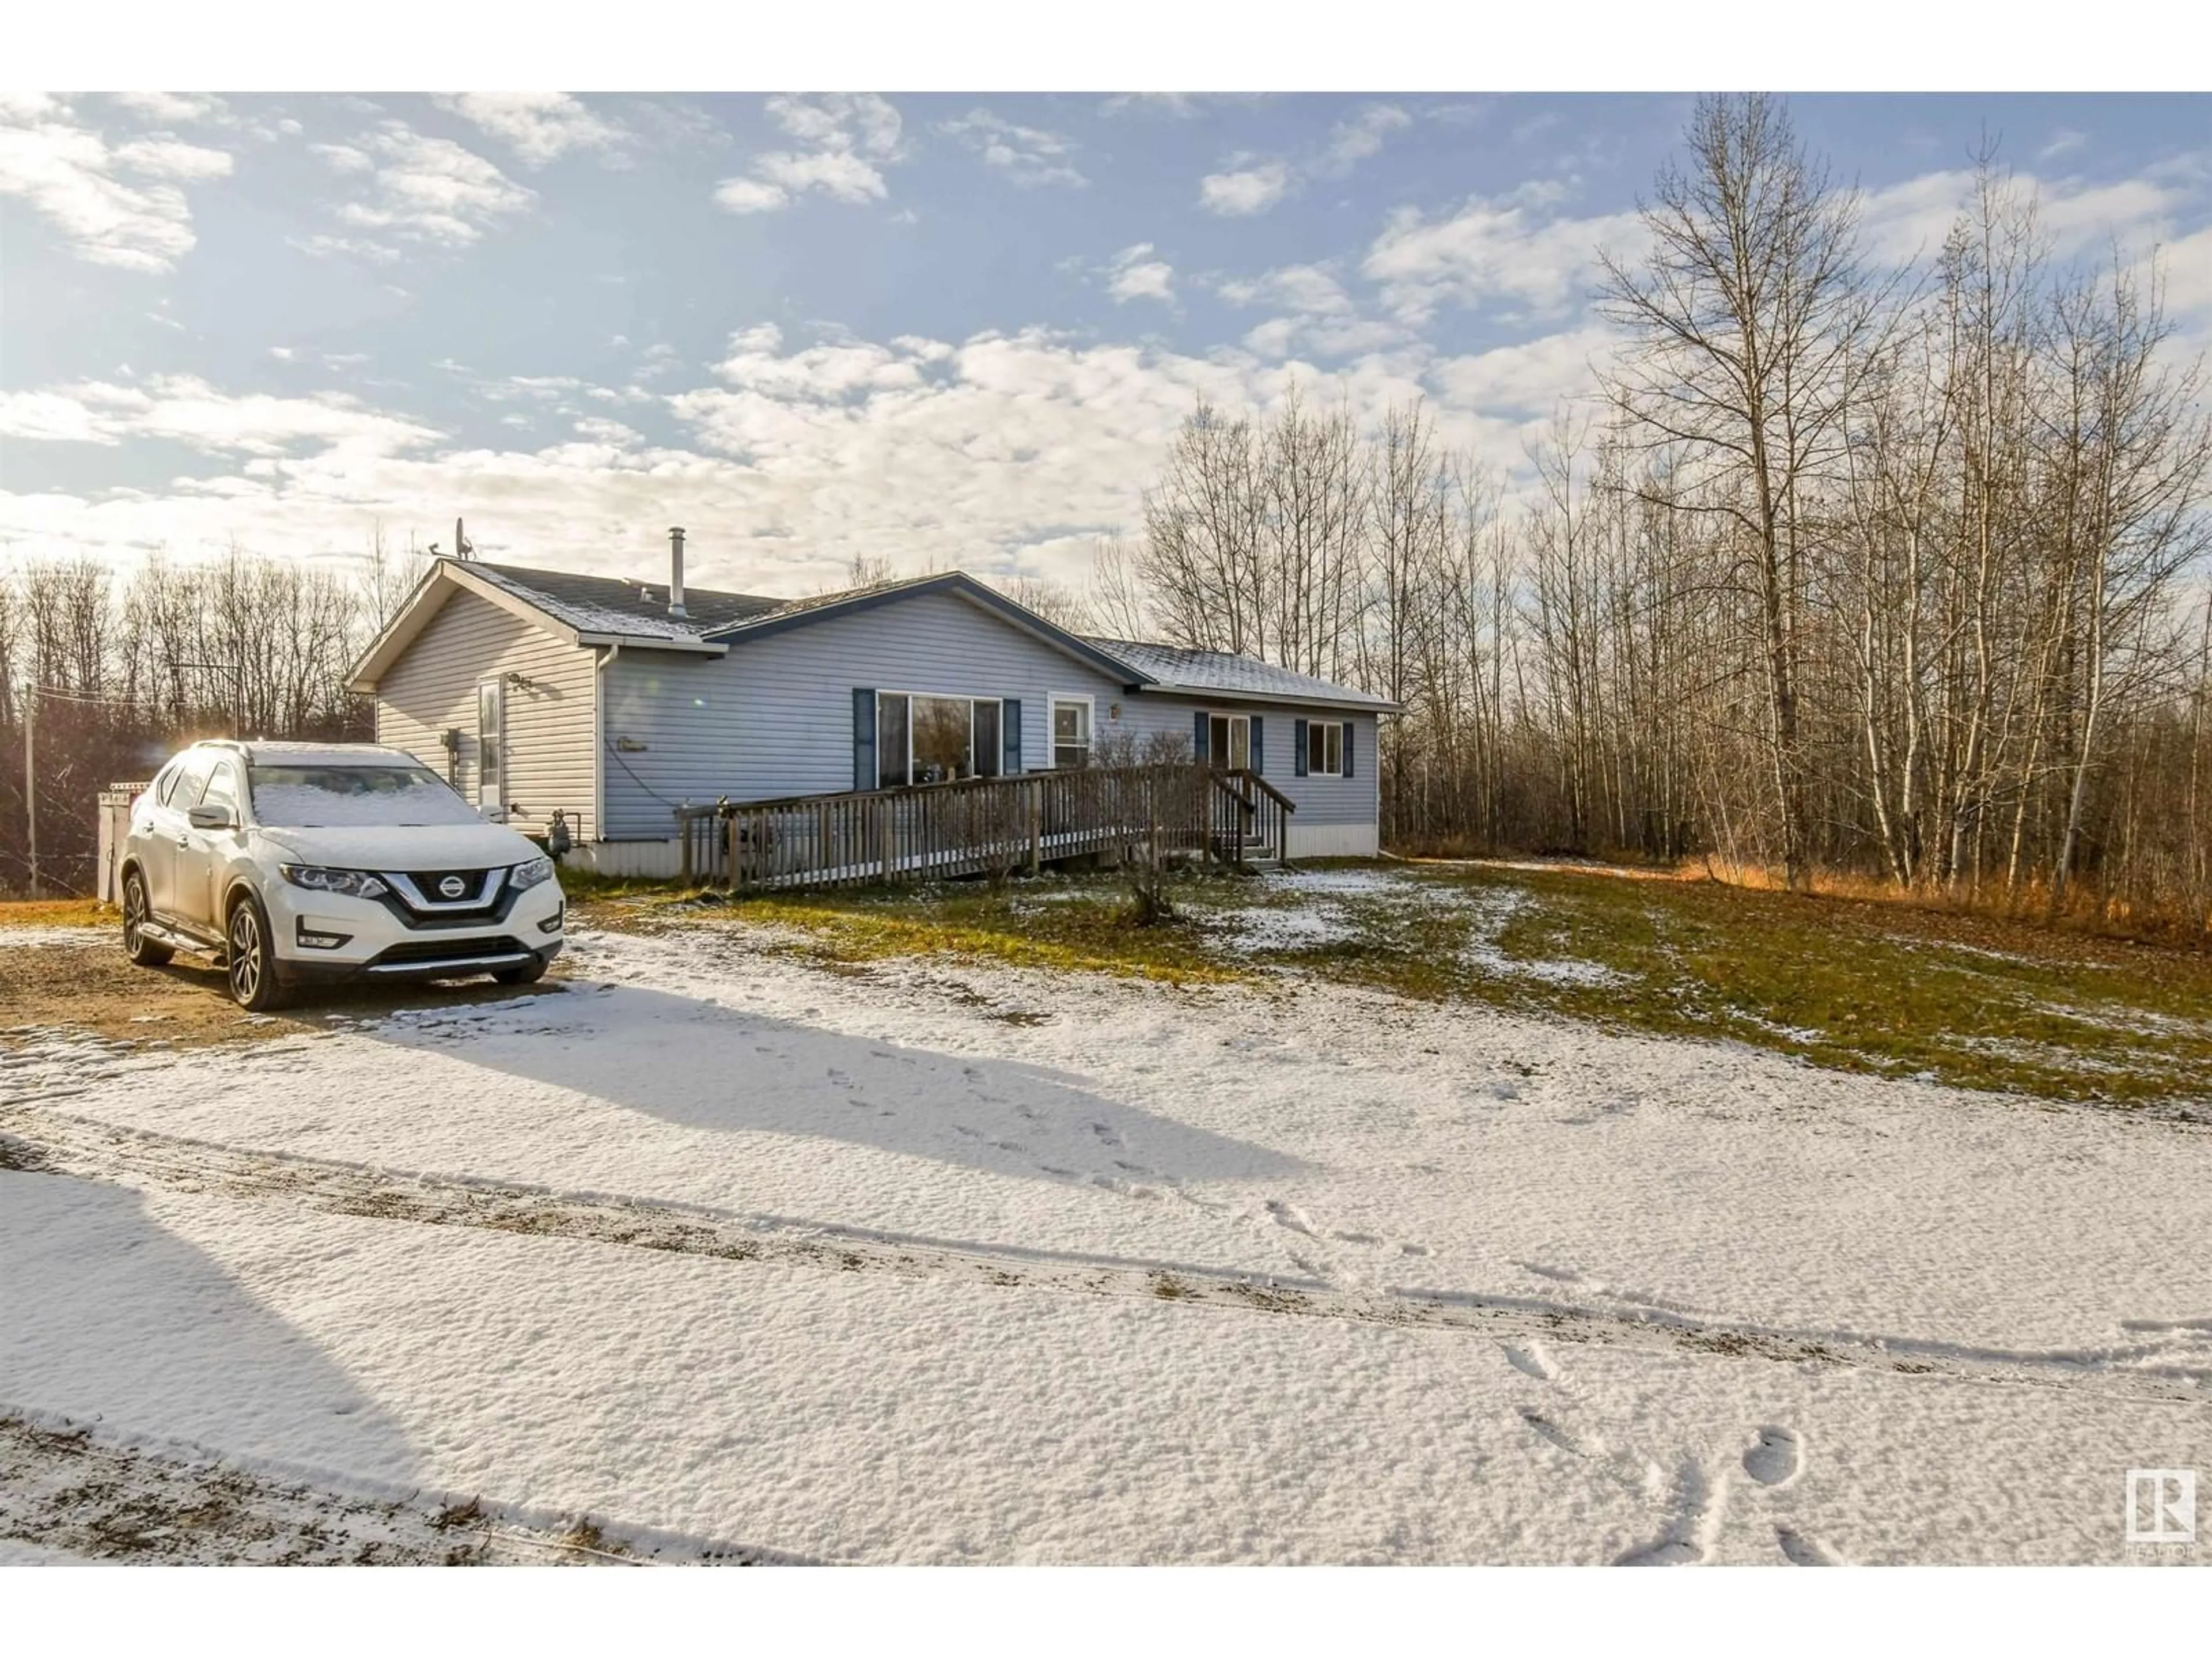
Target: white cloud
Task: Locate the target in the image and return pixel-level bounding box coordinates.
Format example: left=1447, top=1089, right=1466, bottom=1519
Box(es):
left=1362, top=184, right=1643, bottom=323
left=0, top=100, right=234, bottom=272
left=1427, top=325, right=1618, bottom=416
left=1199, top=161, right=1291, bottom=217
left=752, top=148, right=888, bottom=204
left=940, top=108, right=1086, bottom=188
left=309, top=142, right=373, bottom=173
left=1858, top=164, right=2196, bottom=267
left=0, top=376, right=440, bottom=459
left=0, top=325, right=1520, bottom=594
left=1320, top=104, right=1412, bottom=175
left=111, top=138, right=234, bottom=181
left=433, top=92, right=627, bottom=168
left=313, top=120, right=535, bottom=252
left=2039, top=128, right=2089, bottom=163
left=713, top=176, right=788, bottom=214
left=106, top=92, right=232, bottom=127
left=1105, top=244, right=1175, bottom=304
left=765, top=93, right=903, bottom=160
left=1215, top=263, right=1353, bottom=316
left=715, top=92, right=906, bottom=214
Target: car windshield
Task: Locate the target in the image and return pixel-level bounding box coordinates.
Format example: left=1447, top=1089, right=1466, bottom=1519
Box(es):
left=248, top=764, right=484, bottom=828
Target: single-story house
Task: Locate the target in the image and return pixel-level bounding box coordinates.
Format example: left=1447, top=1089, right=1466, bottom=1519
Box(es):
left=349, top=537, right=1397, bottom=877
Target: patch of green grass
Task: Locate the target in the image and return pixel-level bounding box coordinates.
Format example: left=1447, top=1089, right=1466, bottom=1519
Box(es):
left=605, top=862, right=2212, bottom=1108
left=1244, top=865, right=2212, bottom=1108
left=690, top=876, right=1250, bottom=986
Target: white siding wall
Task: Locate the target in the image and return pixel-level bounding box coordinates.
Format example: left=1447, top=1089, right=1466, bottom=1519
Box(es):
left=374, top=590, right=600, bottom=840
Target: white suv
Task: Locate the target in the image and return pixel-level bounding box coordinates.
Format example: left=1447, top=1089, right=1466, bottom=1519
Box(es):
left=119, top=740, right=565, bottom=1011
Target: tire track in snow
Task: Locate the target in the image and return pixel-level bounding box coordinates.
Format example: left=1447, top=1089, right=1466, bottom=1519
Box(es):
left=5, top=1102, right=2209, bottom=1407
left=0, top=1411, right=797, bottom=1566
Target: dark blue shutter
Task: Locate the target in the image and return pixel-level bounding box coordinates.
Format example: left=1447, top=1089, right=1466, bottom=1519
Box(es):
left=1250, top=715, right=1263, bottom=775
left=1192, top=710, right=1209, bottom=762
left=853, top=688, right=877, bottom=791
left=1003, top=698, right=1022, bottom=774
left=1341, top=721, right=1354, bottom=778
left=1293, top=718, right=1309, bottom=777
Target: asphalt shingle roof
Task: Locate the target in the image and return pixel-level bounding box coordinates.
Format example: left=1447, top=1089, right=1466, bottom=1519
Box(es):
left=467, top=560, right=783, bottom=641
left=1084, top=637, right=1396, bottom=710
left=460, top=559, right=1392, bottom=708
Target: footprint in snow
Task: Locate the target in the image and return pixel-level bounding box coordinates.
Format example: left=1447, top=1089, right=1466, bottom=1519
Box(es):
left=1502, top=1343, right=1557, bottom=1382
left=1517, top=1408, right=1581, bottom=1455
left=1516, top=1260, right=1582, bottom=1284
left=1775, top=1527, right=1843, bottom=1566
left=1743, top=1426, right=1802, bottom=1488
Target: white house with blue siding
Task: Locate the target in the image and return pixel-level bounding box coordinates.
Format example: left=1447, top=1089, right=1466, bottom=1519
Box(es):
left=351, top=544, right=1396, bottom=877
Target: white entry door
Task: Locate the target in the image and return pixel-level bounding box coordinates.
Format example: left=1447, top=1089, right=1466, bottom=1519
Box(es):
left=477, top=678, right=506, bottom=817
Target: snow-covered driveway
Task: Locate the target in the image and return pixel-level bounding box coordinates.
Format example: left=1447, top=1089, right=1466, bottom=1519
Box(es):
left=3, top=921, right=2207, bottom=1563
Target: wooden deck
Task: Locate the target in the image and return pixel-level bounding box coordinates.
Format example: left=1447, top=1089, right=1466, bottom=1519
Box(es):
left=675, top=763, right=1294, bottom=892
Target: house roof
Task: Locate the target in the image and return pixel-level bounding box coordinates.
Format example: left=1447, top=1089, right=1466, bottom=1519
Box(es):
left=353, top=556, right=1396, bottom=714
left=467, top=560, right=782, bottom=640
left=1084, top=637, right=1400, bottom=712
left=703, top=569, right=1146, bottom=683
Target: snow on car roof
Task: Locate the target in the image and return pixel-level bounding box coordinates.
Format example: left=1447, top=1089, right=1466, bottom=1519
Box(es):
left=231, top=743, right=428, bottom=768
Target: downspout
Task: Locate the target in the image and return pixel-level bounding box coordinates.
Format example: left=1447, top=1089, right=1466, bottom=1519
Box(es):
left=594, top=640, right=623, bottom=844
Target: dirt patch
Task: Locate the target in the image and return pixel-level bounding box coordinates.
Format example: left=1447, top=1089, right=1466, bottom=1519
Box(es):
left=0, top=930, right=569, bottom=1052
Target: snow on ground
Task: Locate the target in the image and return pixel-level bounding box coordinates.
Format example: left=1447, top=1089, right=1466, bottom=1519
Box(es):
left=0, top=927, right=107, bottom=952
left=4, top=911, right=2209, bottom=1563
left=3, top=1169, right=2200, bottom=1565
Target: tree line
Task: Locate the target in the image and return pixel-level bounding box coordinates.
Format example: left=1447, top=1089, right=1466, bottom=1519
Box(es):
left=5, top=96, right=2206, bottom=933
left=0, top=538, right=427, bottom=895
left=1039, top=96, right=2211, bottom=933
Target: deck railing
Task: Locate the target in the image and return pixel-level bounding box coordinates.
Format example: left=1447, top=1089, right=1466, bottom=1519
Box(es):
left=675, top=763, right=1294, bottom=892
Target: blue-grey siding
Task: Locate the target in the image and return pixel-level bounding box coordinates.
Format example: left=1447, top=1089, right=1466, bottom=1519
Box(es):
left=600, top=588, right=1126, bottom=838
left=598, top=585, right=1382, bottom=842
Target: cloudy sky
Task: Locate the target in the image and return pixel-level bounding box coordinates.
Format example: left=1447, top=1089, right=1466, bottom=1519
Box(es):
left=3, top=89, right=2208, bottom=598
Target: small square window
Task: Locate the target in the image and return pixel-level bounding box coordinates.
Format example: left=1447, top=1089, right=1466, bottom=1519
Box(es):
left=1307, top=721, right=1343, bottom=777
left=1052, top=697, right=1092, bottom=769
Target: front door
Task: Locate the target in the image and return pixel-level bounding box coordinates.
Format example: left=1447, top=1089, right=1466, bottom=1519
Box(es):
left=477, top=679, right=506, bottom=818
left=141, top=750, right=214, bottom=921
left=174, top=756, right=244, bottom=934
left=1207, top=713, right=1251, bottom=771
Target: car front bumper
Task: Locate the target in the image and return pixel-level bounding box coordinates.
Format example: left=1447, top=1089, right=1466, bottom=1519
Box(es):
left=265, top=876, right=566, bottom=984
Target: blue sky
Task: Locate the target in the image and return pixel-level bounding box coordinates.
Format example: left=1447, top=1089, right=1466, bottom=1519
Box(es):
left=3, top=90, right=2209, bottom=597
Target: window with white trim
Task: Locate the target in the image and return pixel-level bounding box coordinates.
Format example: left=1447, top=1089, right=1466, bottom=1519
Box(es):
left=1051, top=695, right=1093, bottom=769
left=876, top=692, right=1004, bottom=787
left=1207, top=713, right=1250, bottom=771
left=1306, top=720, right=1343, bottom=777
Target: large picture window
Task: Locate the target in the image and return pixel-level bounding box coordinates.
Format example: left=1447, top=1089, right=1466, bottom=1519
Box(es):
left=876, top=692, right=1004, bottom=787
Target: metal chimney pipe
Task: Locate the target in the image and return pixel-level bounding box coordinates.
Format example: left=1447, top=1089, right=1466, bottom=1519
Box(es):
left=667, top=527, right=687, bottom=617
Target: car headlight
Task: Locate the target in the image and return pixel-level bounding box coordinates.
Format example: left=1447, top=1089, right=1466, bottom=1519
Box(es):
left=279, top=865, right=389, bottom=900
left=508, top=857, right=555, bottom=891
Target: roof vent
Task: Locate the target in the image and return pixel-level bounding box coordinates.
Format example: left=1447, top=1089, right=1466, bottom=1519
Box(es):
left=668, top=527, right=687, bottom=618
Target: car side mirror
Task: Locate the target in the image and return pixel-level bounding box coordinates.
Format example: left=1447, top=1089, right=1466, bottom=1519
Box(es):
left=188, top=804, right=237, bottom=831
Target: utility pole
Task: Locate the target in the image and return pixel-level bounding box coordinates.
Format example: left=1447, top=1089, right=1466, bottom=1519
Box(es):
left=23, top=687, right=37, bottom=899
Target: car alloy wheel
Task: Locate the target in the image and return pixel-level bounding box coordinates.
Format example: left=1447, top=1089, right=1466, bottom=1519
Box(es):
left=228, top=902, right=262, bottom=1004
left=122, top=872, right=172, bottom=967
